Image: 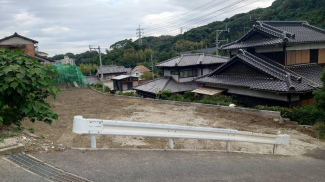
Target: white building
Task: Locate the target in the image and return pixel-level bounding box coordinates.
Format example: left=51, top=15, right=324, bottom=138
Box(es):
left=59, top=56, right=75, bottom=65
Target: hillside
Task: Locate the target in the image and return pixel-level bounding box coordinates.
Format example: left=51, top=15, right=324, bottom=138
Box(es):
left=51, top=0, right=325, bottom=74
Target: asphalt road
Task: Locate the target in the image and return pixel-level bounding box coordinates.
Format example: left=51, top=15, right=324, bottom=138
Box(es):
left=31, top=149, right=325, bottom=182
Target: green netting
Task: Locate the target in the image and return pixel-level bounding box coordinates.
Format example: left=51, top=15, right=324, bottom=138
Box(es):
left=51, top=64, right=88, bottom=88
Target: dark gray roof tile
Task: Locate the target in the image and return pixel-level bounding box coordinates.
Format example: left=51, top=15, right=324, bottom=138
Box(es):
left=97, top=65, right=130, bottom=74
left=134, top=76, right=199, bottom=94
left=221, top=21, right=325, bottom=50
left=197, top=50, right=323, bottom=93
left=156, top=54, right=228, bottom=68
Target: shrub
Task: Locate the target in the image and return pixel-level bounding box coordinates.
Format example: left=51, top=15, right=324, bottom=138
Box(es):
left=160, top=90, right=173, bottom=100
left=94, top=82, right=102, bottom=88
left=0, top=48, right=60, bottom=126
left=104, top=86, right=111, bottom=93
left=183, top=91, right=197, bottom=101
left=254, top=105, right=325, bottom=125
left=115, top=91, right=140, bottom=97
left=168, top=94, right=184, bottom=101
left=314, top=70, right=325, bottom=111
left=312, top=122, right=325, bottom=139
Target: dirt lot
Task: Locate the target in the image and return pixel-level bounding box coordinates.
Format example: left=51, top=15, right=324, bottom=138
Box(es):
left=22, top=86, right=325, bottom=155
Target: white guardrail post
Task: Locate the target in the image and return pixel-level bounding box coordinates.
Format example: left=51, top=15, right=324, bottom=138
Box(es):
left=73, top=116, right=290, bottom=154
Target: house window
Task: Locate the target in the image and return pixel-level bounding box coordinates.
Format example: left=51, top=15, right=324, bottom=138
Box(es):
left=180, top=69, right=197, bottom=78
left=310, top=49, right=318, bottom=63
left=209, top=68, right=216, bottom=73
left=106, top=75, right=112, bottom=79
left=136, top=73, right=139, bottom=76
left=171, top=70, right=178, bottom=75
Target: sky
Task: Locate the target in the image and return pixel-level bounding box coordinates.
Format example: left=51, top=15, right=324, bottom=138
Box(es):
left=0, top=0, right=275, bottom=56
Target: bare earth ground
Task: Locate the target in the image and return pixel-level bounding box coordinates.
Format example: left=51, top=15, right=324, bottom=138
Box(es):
left=22, top=86, right=325, bottom=155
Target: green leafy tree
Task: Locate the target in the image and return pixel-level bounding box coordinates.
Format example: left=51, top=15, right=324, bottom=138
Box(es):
left=140, top=71, right=159, bottom=80
left=314, top=70, right=325, bottom=110
left=0, top=48, right=60, bottom=126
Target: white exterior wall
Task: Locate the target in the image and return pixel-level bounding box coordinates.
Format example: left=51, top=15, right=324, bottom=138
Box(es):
left=60, top=56, right=75, bottom=65
left=164, top=69, right=171, bottom=76
left=255, top=43, right=325, bottom=53
left=205, top=83, right=300, bottom=102
left=164, top=69, right=179, bottom=81
left=179, top=77, right=194, bottom=82
left=202, top=68, right=210, bottom=75
left=0, top=37, right=34, bottom=45
left=286, top=43, right=325, bottom=51
left=131, top=70, right=142, bottom=77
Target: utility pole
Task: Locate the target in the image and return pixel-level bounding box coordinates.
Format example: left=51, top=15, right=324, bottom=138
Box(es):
left=89, top=45, right=104, bottom=92
left=151, top=54, right=154, bottom=79
left=136, top=25, right=144, bottom=45
left=180, top=27, right=183, bottom=34
left=216, top=24, right=230, bottom=55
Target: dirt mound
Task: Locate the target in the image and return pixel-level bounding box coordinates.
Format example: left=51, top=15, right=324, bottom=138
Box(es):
left=22, top=87, right=325, bottom=155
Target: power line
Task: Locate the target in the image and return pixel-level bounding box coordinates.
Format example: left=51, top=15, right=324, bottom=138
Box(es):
left=146, top=0, right=258, bottom=37
left=145, top=0, right=228, bottom=30
left=145, top=0, right=248, bottom=35
left=145, top=0, right=231, bottom=33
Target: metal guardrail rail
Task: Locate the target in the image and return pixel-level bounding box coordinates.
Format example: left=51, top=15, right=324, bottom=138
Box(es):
left=73, top=116, right=290, bottom=154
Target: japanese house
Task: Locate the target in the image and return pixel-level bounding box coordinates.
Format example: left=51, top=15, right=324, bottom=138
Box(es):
left=112, top=75, right=139, bottom=92
left=0, top=32, right=54, bottom=64
left=134, top=54, right=228, bottom=97
left=95, top=65, right=131, bottom=81
left=130, top=65, right=150, bottom=79
left=196, top=21, right=325, bottom=107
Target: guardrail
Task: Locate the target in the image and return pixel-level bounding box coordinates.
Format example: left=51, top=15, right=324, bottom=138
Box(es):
left=73, top=116, right=290, bottom=154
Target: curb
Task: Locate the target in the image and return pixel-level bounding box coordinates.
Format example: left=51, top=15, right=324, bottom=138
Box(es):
left=0, top=144, right=24, bottom=156
left=88, top=87, right=281, bottom=118
left=70, top=147, right=288, bottom=156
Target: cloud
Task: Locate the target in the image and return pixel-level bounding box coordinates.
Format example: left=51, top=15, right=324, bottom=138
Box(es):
left=0, top=0, right=275, bottom=56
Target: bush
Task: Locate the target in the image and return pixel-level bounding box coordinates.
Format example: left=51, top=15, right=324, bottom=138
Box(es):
left=94, top=82, right=102, bottom=88
left=104, top=86, right=111, bottom=93
left=168, top=94, right=184, bottom=101
left=115, top=91, right=140, bottom=97
left=160, top=90, right=173, bottom=100
left=254, top=105, right=325, bottom=125
left=312, top=122, right=325, bottom=139
left=0, top=48, right=60, bottom=126
left=183, top=91, right=197, bottom=101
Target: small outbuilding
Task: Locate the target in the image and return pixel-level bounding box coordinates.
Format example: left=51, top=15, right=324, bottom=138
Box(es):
left=111, top=75, right=139, bottom=92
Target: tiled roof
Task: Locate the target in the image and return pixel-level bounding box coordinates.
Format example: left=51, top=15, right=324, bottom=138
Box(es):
left=86, top=76, right=101, bottom=84
left=220, top=21, right=325, bottom=50
left=156, top=54, right=228, bottom=68
left=134, top=65, right=150, bottom=73
left=97, top=65, right=130, bottom=74
left=196, top=50, right=323, bottom=93
left=133, top=76, right=199, bottom=94
left=0, top=32, right=38, bottom=44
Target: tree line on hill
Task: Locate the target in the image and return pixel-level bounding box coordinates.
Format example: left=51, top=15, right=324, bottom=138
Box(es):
left=50, top=0, right=325, bottom=75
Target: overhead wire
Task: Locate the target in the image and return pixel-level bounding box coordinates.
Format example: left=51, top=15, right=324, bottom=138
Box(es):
left=145, top=0, right=254, bottom=36
left=146, top=0, right=260, bottom=37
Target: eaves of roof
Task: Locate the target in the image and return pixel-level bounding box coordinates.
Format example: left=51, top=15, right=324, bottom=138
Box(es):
left=0, top=32, right=38, bottom=44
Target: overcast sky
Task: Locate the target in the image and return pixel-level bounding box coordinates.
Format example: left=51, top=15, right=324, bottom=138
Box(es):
left=0, top=0, right=275, bottom=56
